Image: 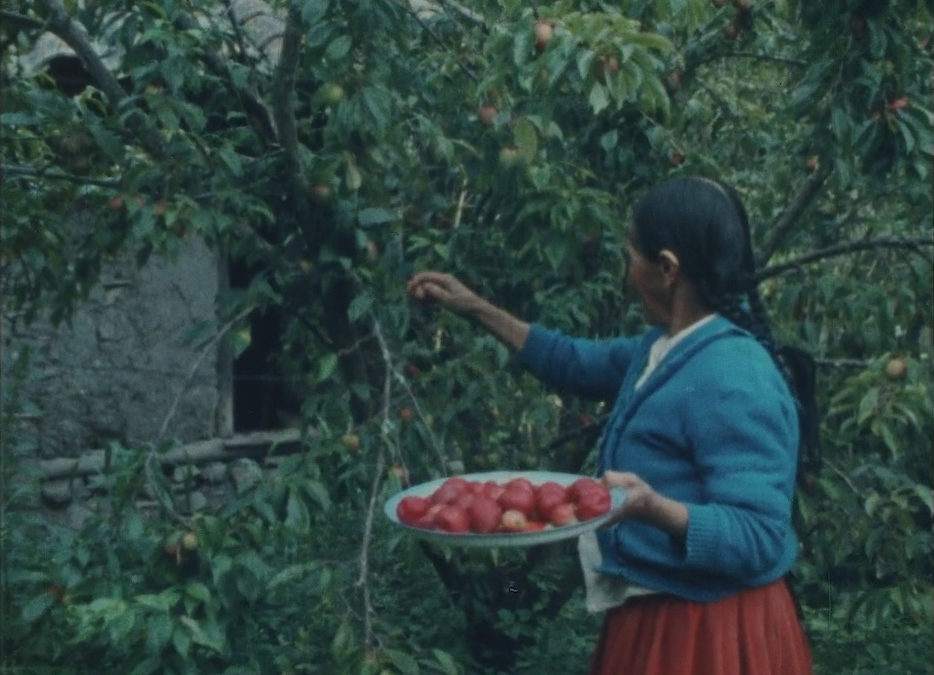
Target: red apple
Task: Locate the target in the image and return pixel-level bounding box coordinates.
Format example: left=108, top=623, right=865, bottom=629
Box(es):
left=888, top=97, right=909, bottom=112
left=534, top=21, right=554, bottom=54
left=577, top=488, right=611, bottom=520
left=466, top=480, right=486, bottom=495
left=523, top=520, right=548, bottom=532
left=534, top=483, right=567, bottom=520
left=549, top=502, right=578, bottom=526
left=500, top=509, right=528, bottom=532
left=722, top=21, right=740, bottom=39
left=415, top=503, right=445, bottom=529
left=453, top=491, right=475, bottom=510
left=431, top=476, right=470, bottom=504
left=505, top=477, right=534, bottom=494
left=436, top=505, right=470, bottom=533
left=482, top=481, right=505, bottom=501
left=568, top=477, right=603, bottom=502
left=311, top=183, right=333, bottom=203
left=468, top=496, right=503, bottom=533
left=499, top=488, right=535, bottom=516
left=397, top=496, right=431, bottom=525
left=478, top=104, right=498, bottom=125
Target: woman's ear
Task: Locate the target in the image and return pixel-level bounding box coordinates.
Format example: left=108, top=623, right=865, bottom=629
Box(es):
left=657, top=249, right=680, bottom=285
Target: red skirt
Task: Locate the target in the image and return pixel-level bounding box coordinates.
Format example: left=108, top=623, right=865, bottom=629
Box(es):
left=588, top=579, right=813, bottom=675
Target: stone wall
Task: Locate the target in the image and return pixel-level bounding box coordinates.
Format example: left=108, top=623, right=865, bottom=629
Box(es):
left=35, top=429, right=303, bottom=530
left=2, top=238, right=222, bottom=459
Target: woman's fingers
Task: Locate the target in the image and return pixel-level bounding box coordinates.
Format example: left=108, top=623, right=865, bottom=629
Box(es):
left=601, top=471, right=644, bottom=490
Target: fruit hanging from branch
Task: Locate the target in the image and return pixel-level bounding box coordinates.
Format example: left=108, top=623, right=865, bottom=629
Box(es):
left=884, top=357, right=908, bottom=381
left=478, top=104, right=498, bottom=125
left=593, top=54, right=621, bottom=84
left=534, top=20, right=554, bottom=54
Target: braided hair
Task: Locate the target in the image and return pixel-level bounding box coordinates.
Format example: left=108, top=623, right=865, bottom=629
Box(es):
left=631, top=176, right=820, bottom=478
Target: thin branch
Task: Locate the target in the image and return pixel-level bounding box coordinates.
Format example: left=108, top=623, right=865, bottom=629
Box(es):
left=758, top=161, right=833, bottom=267
left=719, top=51, right=807, bottom=68
left=157, top=304, right=255, bottom=441
left=401, top=1, right=479, bottom=83
left=269, top=1, right=311, bottom=221
left=174, top=9, right=277, bottom=143
left=824, top=459, right=862, bottom=496
left=435, top=0, right=489, bottom=31
left=2, top=163, right=119, bottom=187
left=35, top=0, right=167, bottom=160
left=815, top=358, right=871, bottom=369
left=356, top=315, right=395, bottom=649
left=452, top=183, right=468, bottom=229
left=756, top=236, right=934, bottom=281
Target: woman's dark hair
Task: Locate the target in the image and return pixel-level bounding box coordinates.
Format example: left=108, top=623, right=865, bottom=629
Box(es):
left=631, top=176, right=821, bottom=477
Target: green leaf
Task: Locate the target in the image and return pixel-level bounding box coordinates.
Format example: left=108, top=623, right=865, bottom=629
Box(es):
left=302, top=479, right=332, bottom=511
left=385, top=648, right=419, bottom=675
left=317, top=352, right=339, bottom=381
left=588, top=83, right=609, bottom=114
left=857, top=387, right=879, bottom=424
left=146, top=613, right=174, bottom=653
left=330, top=620, right=356, bottom=660
left=267, top=562, right=321, bottom=591
left=185, top=582, right=211, bottom=604
left=348, top=293, right=373, bottom=322
left=431, top=649, right=461, bottom=675
left=172, top=624, right=192, bottom=659
left=22, top=593, right=55, bottom=623
left=514, top=117, right=538, bottom=163
left=1, top=112, right=40, bottom=126
left=136, top=590, right=180, bottom=612
left=912, top=483, right=934, bottom=516
left=179, top=615, right=226, bottom=654
left=300, top=0, right=329, bottom=25
left=345, top=159, right=362, bottom=191
left=218, top=145, right=243, bottom=176
left=357, top=207, right=399, bottom=227
left=325, top=35, right=352, bottom=61
left=285, top=488, right=311, bottom=532
left=129, top=657, right=161, bottom=675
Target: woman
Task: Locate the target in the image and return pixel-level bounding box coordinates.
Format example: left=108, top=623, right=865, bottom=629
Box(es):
left=406, top=176, right=815, bottom=674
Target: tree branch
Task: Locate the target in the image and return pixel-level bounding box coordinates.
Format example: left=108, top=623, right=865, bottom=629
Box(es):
left=1, top=10, right=45, bottom=31
left=34, top=0, right=167, bottom=160
left=720, top=51, right=807, bottom=68
left=435, top=0, right=489, bottom=31
left=3, top=163, right=119, bottom=187
left=355, top=315, right=397, bottom=649
left=270, top=1, right=311, bottom=221
left=402, top=1, right=479, bottom=82
left=758, top=161, right=833, bottom=267
left=756, top=236, right=934, bottom=282
left=174, top=9, right=277, bottom=144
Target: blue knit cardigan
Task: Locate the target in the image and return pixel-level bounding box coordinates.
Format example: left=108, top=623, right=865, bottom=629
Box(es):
left=516, top=316, right=800, bottom=602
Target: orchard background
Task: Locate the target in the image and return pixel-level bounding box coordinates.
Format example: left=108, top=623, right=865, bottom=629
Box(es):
left=2, top=0, right=932, bottom=673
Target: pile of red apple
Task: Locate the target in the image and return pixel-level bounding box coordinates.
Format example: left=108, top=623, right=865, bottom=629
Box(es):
left=395, top=476, right=612, bottom=534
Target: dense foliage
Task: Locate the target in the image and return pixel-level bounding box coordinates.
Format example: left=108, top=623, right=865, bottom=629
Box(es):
left=2, top=0, right=932, bottom=673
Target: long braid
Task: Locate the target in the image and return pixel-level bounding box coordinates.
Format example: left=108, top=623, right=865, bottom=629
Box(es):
left=711, top=181, right=822, bottom=480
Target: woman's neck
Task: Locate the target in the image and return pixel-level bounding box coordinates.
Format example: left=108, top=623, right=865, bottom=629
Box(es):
left=665, top=284, right=713, bottom=335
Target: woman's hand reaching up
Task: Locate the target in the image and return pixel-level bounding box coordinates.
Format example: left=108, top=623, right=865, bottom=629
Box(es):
left=406, top=271, right=483, bottom=316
